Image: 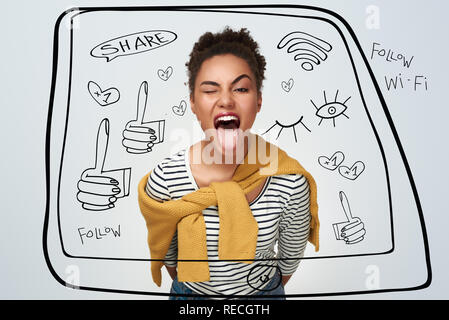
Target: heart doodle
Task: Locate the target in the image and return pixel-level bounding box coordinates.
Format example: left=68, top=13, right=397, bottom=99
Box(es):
left=88, top=81, right=120, bottom=107
left=281, top=78, right=294, bottom=92
left=318, top=151, right=345, bottom=171
left=157, top=66, right=173, bottom=81
left=338, top=161, right=365, bottom=180
left=172, top=100, right=187, bottom=116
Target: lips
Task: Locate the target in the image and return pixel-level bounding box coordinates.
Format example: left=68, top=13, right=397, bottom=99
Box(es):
left=214, top=112, right=240, bottom=129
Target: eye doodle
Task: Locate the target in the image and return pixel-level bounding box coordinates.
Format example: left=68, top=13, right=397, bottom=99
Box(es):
left=262, top=116, right=311, bottom=143
left=311, top=90, right=350, bottom=127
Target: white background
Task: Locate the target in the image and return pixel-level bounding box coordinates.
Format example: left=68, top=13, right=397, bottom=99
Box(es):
left=1, top=0, right=448, bottom=299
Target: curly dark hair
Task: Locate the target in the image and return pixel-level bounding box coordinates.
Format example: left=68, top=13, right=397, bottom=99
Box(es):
left=186, top=27, right=266, bottom=95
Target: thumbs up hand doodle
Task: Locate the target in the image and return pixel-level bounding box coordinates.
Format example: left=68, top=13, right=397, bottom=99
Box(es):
left=332, top=191, right=366, bottom=244
left=122, top=81, right=165, bottom=154
left=77, top=118, right=131, bottom=211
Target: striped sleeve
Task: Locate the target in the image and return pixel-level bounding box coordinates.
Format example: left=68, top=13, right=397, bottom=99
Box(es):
left=277, top=175, right=311, bottom=276
left=145, top=164, right=178, bottom=267
left=146, top=164, right=171, bottom=202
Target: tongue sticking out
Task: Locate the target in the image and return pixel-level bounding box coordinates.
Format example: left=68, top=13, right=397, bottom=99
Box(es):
left=214, top=116, right=241, bottom=154
left=217, top=127, right=239, bottom=152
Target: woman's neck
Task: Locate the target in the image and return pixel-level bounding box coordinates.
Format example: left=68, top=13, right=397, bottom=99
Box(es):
left=190, top=138, right=250, bottom=176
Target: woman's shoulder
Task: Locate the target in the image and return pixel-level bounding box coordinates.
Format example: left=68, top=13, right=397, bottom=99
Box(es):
left=146, top=147, right=188, bottom=201
left=270, top=173, right=309, bottom=199
left=160, top=148, right=188, bottom=167
left=271, top=173, right=307, bottom=186
left=150, top=148, right=188, bottom=174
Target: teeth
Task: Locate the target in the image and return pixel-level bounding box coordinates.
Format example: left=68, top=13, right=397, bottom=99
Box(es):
left=215, top=115, right=240, bottom=129
left=217, top=115, right=238, bottom=122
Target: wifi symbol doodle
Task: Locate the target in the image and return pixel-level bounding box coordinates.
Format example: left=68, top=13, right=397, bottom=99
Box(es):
left=277, top=31, right=333, bottom=72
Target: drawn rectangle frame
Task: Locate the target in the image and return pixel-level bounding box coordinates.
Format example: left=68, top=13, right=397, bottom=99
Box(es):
left=43, top=4, right=431, bottom=298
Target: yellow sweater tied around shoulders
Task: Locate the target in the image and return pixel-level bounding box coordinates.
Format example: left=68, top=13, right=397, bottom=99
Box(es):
left=137, top=134, right=319, bottom=286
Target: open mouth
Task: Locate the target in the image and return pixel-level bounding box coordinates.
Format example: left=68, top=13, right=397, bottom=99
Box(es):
left=214, top=114, right=240, bottom=130
left=213, top=113, right=241, bottom=152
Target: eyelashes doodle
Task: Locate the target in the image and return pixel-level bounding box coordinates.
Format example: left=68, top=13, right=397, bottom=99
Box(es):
left=332, top=191, right=366, bottom=245
left=87, top=81, right=120, bottom=107
left=122, top=81, right=165, bottom=154
left=277, top=31, right=333, bottom=71
left=318, top=151, right=365, bottom=181
left=311, top=90, right=350, bottom=127
left=262, top=116, right=311, bottom=143
left=77, top=118, right=131, bottom=211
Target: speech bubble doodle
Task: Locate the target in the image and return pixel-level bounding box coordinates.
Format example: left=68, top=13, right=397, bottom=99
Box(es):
left=318, top=151, right=345, bottom=171
left=90, top=30, right=177, bottom=62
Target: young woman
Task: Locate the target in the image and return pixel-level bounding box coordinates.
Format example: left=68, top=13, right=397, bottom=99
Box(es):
left=138, top=27, right=319, bottom=299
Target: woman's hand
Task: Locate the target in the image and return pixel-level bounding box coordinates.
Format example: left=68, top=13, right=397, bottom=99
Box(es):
left=165, top=265, right=177, bottom=280
left=281, top=274, right=292, bottom=286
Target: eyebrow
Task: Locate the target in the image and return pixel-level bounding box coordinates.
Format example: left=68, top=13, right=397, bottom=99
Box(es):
left=200, top=74, right=252, bottom=87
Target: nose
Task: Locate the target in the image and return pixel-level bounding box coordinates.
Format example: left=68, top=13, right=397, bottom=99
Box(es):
left=217, top=90, right=235, bottom=109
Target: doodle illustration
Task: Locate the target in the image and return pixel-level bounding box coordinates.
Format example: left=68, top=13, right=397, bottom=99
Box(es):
left=277, top=31, right=333, bottom=71
left=77, top=118, right=131, bottom=211
left=332, top=191, right=366, bottom=244
left=262, top=116, right=311, bottom=142
left=339, top=161, right=365, bottom=180
left=281, top=78, right=294, bottom=92
left=90, top=30, right=178, bottom=62
left=246, top=264, right=282, bottom=292
left=44, top=6, right=430, bottom=298
left=318, top=151, right=345, bottom=171
left=172, top=100, right=187, bottom=116
left=157, top=66, right=173, bottom=81
left=311, top=90, right=350, bottom=127
left=318, top=151, right=365, bottom=181
left=87, top=81, right=120, bottom=107
left=122, top=81, right=165, bottom=154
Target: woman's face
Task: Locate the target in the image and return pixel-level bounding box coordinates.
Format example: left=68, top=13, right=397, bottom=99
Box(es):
left=190, top=54, right=262, bottom=156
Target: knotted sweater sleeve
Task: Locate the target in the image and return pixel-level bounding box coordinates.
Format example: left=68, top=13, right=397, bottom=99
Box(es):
left=277, top=174, right=311, bottom=276
left=145, top=164, right=178, bottom=267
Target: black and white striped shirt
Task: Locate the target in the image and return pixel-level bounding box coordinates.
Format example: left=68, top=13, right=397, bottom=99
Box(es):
left=145, top=147, right=311, bottom=297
